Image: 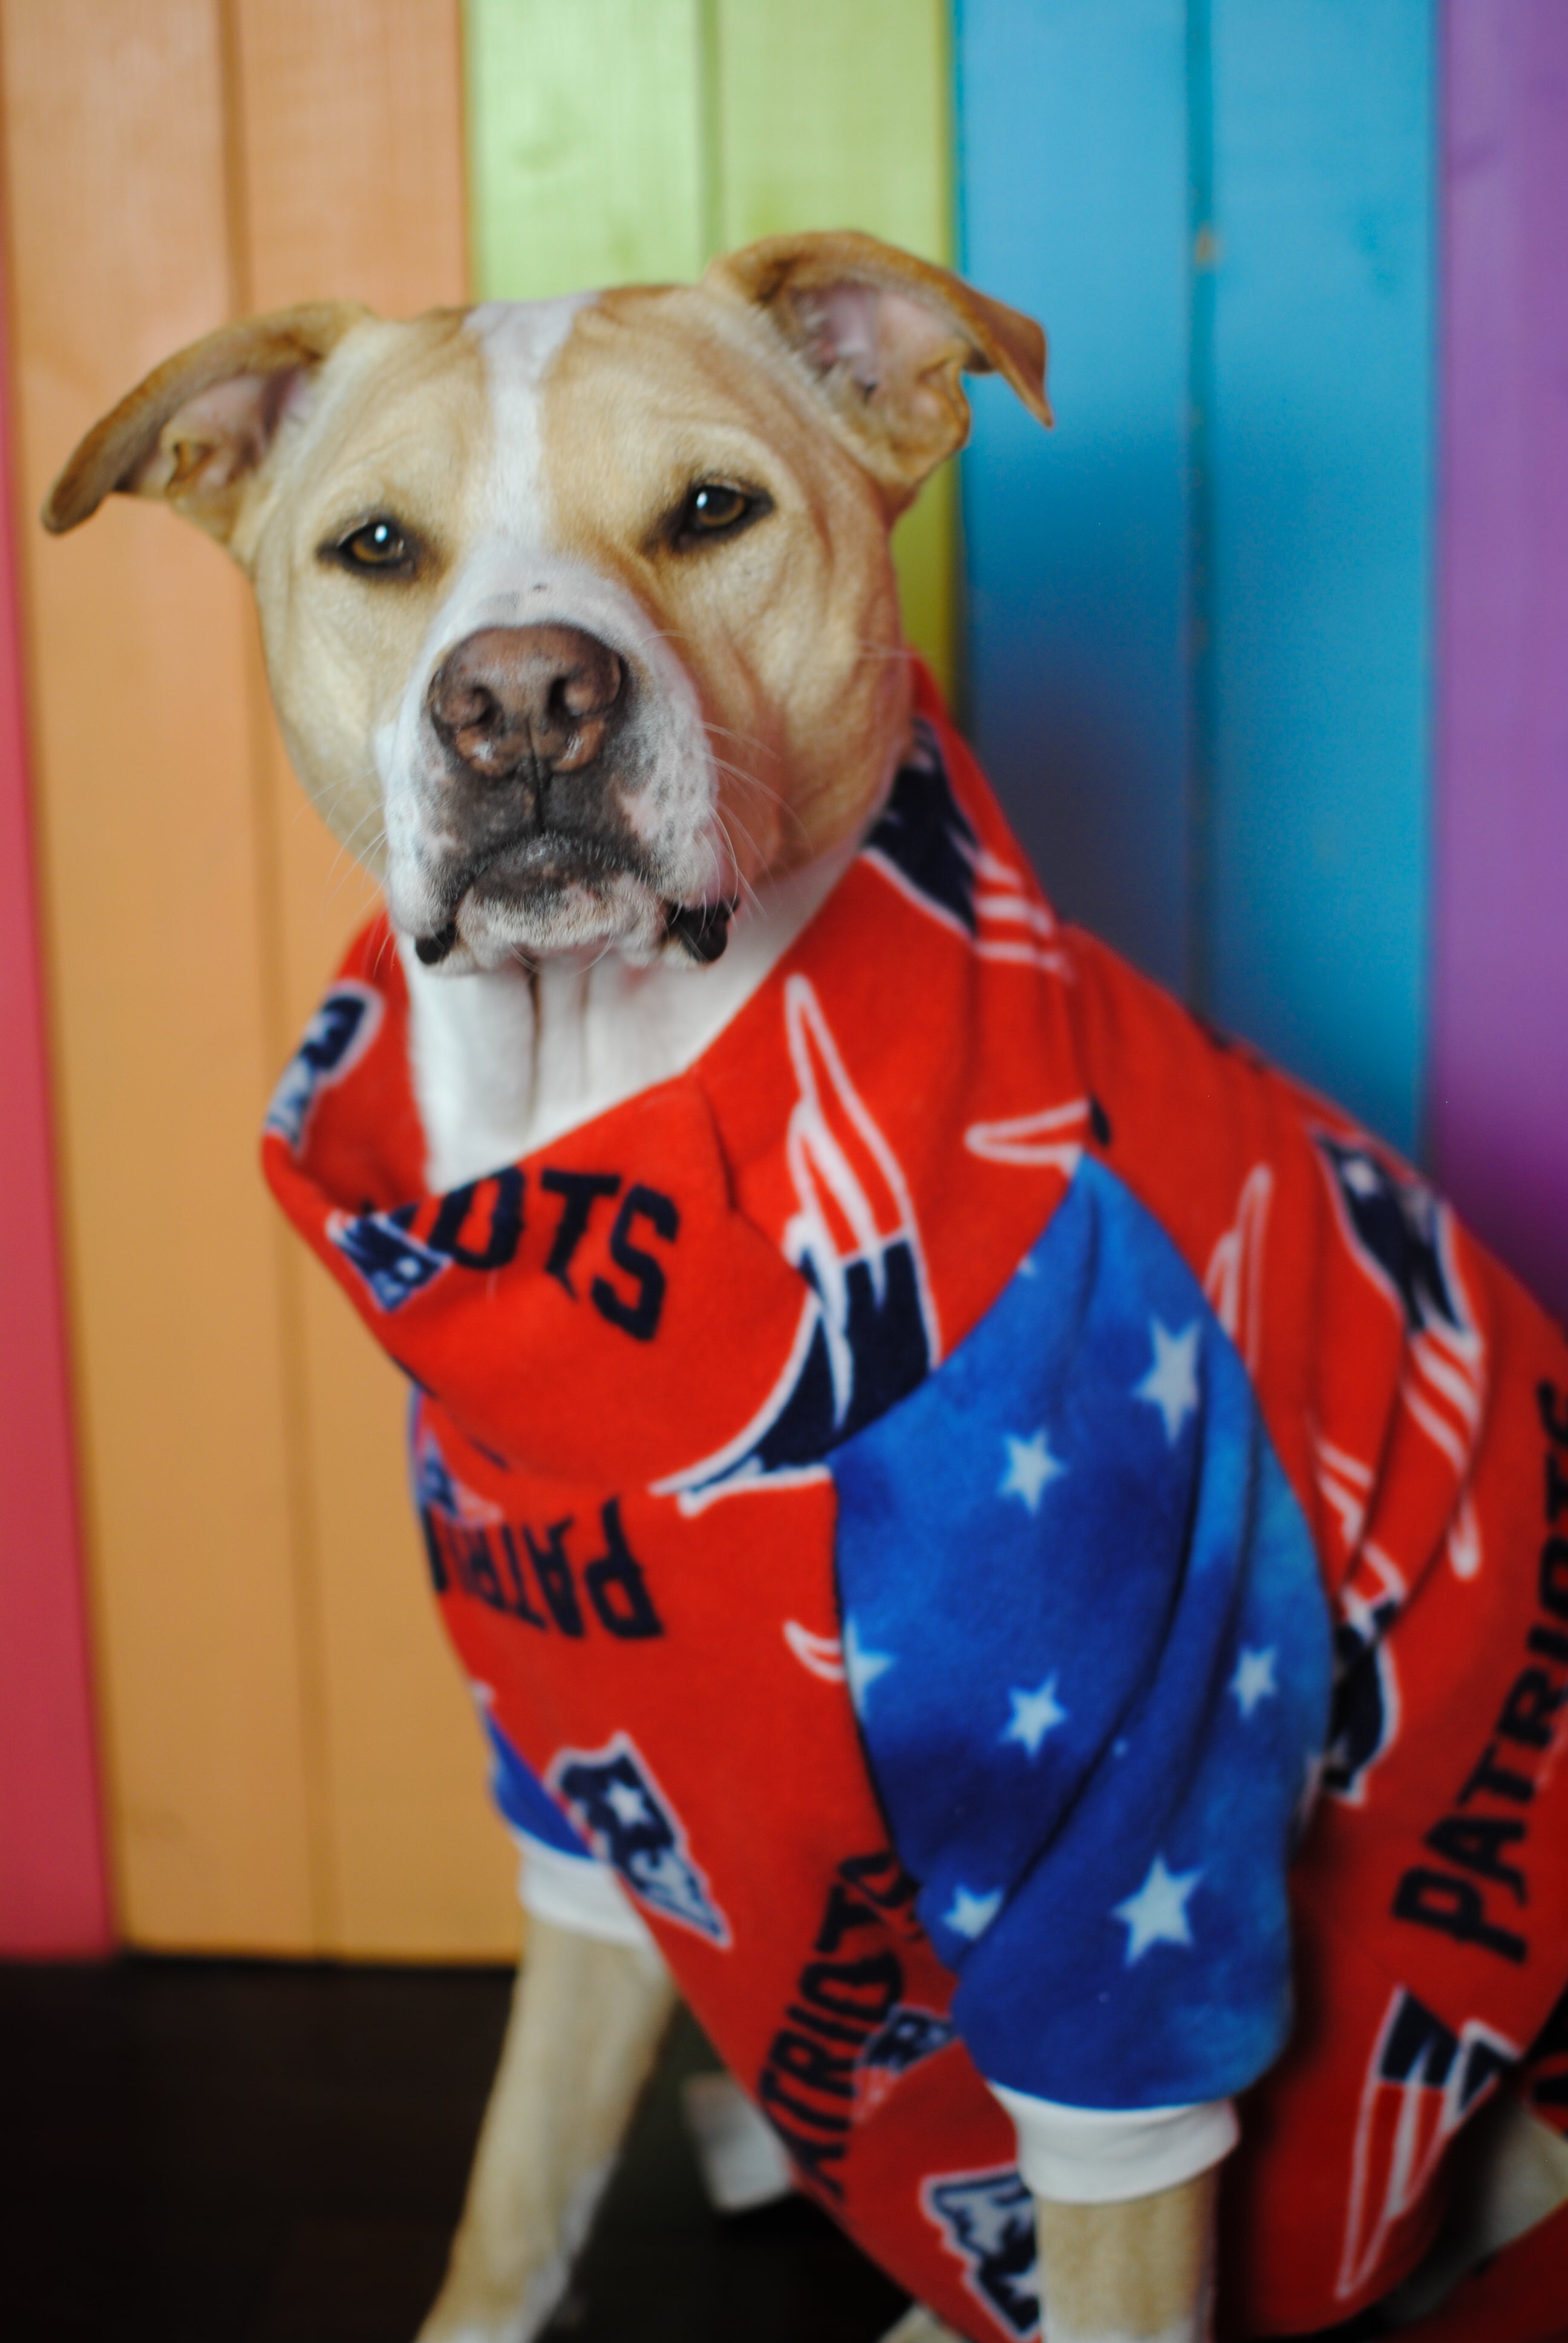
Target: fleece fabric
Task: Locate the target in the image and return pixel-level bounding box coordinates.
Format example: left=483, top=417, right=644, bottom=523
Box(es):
left=263, top=669, right=1568, bottom=2342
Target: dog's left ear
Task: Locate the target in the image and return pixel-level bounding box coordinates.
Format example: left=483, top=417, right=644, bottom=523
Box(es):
left=42, top=300, right=370, bottom=549
left=707, top=230, right=1051, bottom=500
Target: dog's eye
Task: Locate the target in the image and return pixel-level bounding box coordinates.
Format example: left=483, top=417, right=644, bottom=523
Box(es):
left=673, top=481, right=768, bottom=547
left=324, top=516, right=418, bottom=575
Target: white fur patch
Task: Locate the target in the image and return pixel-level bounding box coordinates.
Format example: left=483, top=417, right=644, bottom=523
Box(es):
left=377, top=293, right=723, bottom=966
left=404, top=830, right=858, bottom=1190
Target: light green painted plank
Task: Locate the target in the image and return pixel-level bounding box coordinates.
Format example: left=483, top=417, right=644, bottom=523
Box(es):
left=463, top=0, right=956, bottom=690
left=714, top=0, right=956, bottom=689
left=465, top=0, right=707, bottom=296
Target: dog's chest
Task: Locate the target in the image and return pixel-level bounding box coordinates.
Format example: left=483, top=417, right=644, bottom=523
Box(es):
left=401, top=844, right=855, bottom=1191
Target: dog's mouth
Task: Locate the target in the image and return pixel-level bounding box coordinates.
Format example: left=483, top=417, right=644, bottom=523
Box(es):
left=410, top=831, right=734, bottom=968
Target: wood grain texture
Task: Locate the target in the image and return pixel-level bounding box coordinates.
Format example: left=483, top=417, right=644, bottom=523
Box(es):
left=229, top=0, right=518, bottom=1956
left=1, top=0, right=316, bottom=1949
left=0, top=186, right=111, bottom=1956
left=466, top=0, right=707, bottom=297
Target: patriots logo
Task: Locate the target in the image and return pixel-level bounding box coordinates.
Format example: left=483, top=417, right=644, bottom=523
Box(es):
left=1322, top=1548, right=1405, bottom=1805
left=1317, top=1136, right=1486, bottom=1487
left=1338, top=1989, right=1517, bottom=2302
left=865, top=720, right=1070, bottom=975
left=864, top=721, right=982, bottom=936
left=855, top=2002, right=958, bottom=2117
left=861, top=2002, right=958, bottom=2076
left=1318, top=1136, right=1469, bottom=1337
left=265, top=982, right=381, bottom=1153
left=328, top=1204, right=449, bottom=1312
left=656, top=974, right=939, bottom=1507
left=923, top=2167, right=1040, bottom=2339
left=548, top=1734, right=730, bottom=1945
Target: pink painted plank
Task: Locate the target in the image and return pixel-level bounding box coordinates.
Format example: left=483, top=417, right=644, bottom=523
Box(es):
left=0, top=226, right=113, bottom=1954
left=1434, top=1, right=1568, bottom=1320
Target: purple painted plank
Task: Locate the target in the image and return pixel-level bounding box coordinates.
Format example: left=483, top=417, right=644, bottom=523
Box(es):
left=1434, top=1, right=1568, bottom=1320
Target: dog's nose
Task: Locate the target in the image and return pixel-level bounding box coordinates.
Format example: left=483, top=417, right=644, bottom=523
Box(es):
left=427, top=624, right=624, bottom=781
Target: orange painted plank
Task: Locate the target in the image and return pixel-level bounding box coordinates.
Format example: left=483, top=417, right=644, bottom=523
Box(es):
left=230, top=0, right=519, bottom=1956
left=1, top=0, right=317, bottom=1948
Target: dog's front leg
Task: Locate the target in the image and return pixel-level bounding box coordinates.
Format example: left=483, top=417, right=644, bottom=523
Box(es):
left=1034, top=2171, right=1215, bottom=2343
left=417, top=1916, right=676, bottom=2343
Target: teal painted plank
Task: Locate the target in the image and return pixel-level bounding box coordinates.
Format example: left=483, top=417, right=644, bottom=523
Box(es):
left=1206, top=0, right=1434, bottom=1153
left=957, top=0, right=1192, bottom=994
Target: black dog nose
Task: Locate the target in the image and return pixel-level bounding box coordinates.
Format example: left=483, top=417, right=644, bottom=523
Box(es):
left=428, top=624, right=624, bottom=780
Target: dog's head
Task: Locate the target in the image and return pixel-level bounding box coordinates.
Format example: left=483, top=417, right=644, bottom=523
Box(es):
left=46, top=233, right=1049, bottom=972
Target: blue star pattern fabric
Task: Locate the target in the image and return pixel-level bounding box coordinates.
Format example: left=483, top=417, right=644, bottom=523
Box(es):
left=829, top=1155, right=1332, bottom=2112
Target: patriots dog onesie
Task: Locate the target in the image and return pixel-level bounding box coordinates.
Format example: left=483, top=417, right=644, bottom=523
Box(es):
left=264, top=670, right=1568, bottom=2342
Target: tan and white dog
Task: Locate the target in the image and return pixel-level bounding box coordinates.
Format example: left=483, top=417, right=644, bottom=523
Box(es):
left=44, top=233, right=1568, bottom=2343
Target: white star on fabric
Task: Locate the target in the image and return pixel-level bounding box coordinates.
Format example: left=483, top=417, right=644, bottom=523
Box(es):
left=1112, top=1854, right=1203, bottom=1964
left=944, top=1884, right=1004, bottom=1940
left=1002, top=1675, right=1068, bottom=1757
left=1343, top=1154, right=1383, bottom=1197
left=1134, top=1319, right=1201, bottom=1444
left=998, top=1429, right=1066, bottom=1515
left=1230, top=1645, right=1279, bottom=1718
left=606, top=1780, right=649, bottom=1829
left=843, top=1616, right=894, bottom=1714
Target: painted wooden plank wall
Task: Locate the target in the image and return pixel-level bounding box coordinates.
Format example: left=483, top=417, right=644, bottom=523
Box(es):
left=465, top=0, right=956, bottom=693
left=4, top=0, right=520, bottom=1955
left=956, top=0, right=1192, bottom=997
left=0, top=210, right=111, bottom=1956
left=1432, top=0, right=1568, bottom=1322
left=958, top=0, right=1435, bottom=1155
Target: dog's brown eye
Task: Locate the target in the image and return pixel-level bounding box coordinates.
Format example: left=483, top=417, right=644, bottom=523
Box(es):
left=325, top=516, right=417, bottom=574
left=674, top=481, right=768, bottom=547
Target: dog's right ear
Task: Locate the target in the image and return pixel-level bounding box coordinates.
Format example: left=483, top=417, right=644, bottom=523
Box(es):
left=42, top=301, right=370, bottom=548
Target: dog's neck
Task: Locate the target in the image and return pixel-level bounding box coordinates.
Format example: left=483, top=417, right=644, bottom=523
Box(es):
left=403, top=831, right=862, bottom=1192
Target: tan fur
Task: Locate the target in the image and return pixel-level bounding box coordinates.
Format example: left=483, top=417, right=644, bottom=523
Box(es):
left=541, top=282, right=911, bottom=882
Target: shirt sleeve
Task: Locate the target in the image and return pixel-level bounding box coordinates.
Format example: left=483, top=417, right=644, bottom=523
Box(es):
left=988, top=2082, right=1238, bottom=2204
left=829, top=1154, right=1333, bottom=2115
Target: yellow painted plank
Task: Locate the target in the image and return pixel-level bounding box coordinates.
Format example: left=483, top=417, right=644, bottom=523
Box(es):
left=232, top=0, right=520, bottom=1959
left=1, top=0, right=316, bottom=1950
left=713, top=0, right=956, bottom=690
left=465, top=0, right=707, bottom=296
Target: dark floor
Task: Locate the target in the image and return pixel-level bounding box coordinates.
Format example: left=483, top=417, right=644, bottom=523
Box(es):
left=0, top=1955, right=908, bottom=2343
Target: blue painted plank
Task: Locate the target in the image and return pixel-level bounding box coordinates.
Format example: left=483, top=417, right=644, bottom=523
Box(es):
left=1206, top=0, right=1434, bottom=1153
left=956, top=0, right=1192, bottom=994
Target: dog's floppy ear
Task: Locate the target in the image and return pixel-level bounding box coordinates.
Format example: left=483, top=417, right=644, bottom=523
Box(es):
left=42, top=301, right=371, bottom=547
left=706, top=230, right=1050, bottom=500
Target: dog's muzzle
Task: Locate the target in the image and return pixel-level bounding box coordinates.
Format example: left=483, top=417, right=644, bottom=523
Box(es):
left=413, top=621, right=731, bottom=966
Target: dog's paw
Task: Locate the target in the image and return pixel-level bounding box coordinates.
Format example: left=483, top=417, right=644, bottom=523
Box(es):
left=877, top=2309, right=965, bottom=2343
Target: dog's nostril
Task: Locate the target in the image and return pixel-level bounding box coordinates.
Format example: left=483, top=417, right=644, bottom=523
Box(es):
left=448, top=682, right=502, bottom=734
